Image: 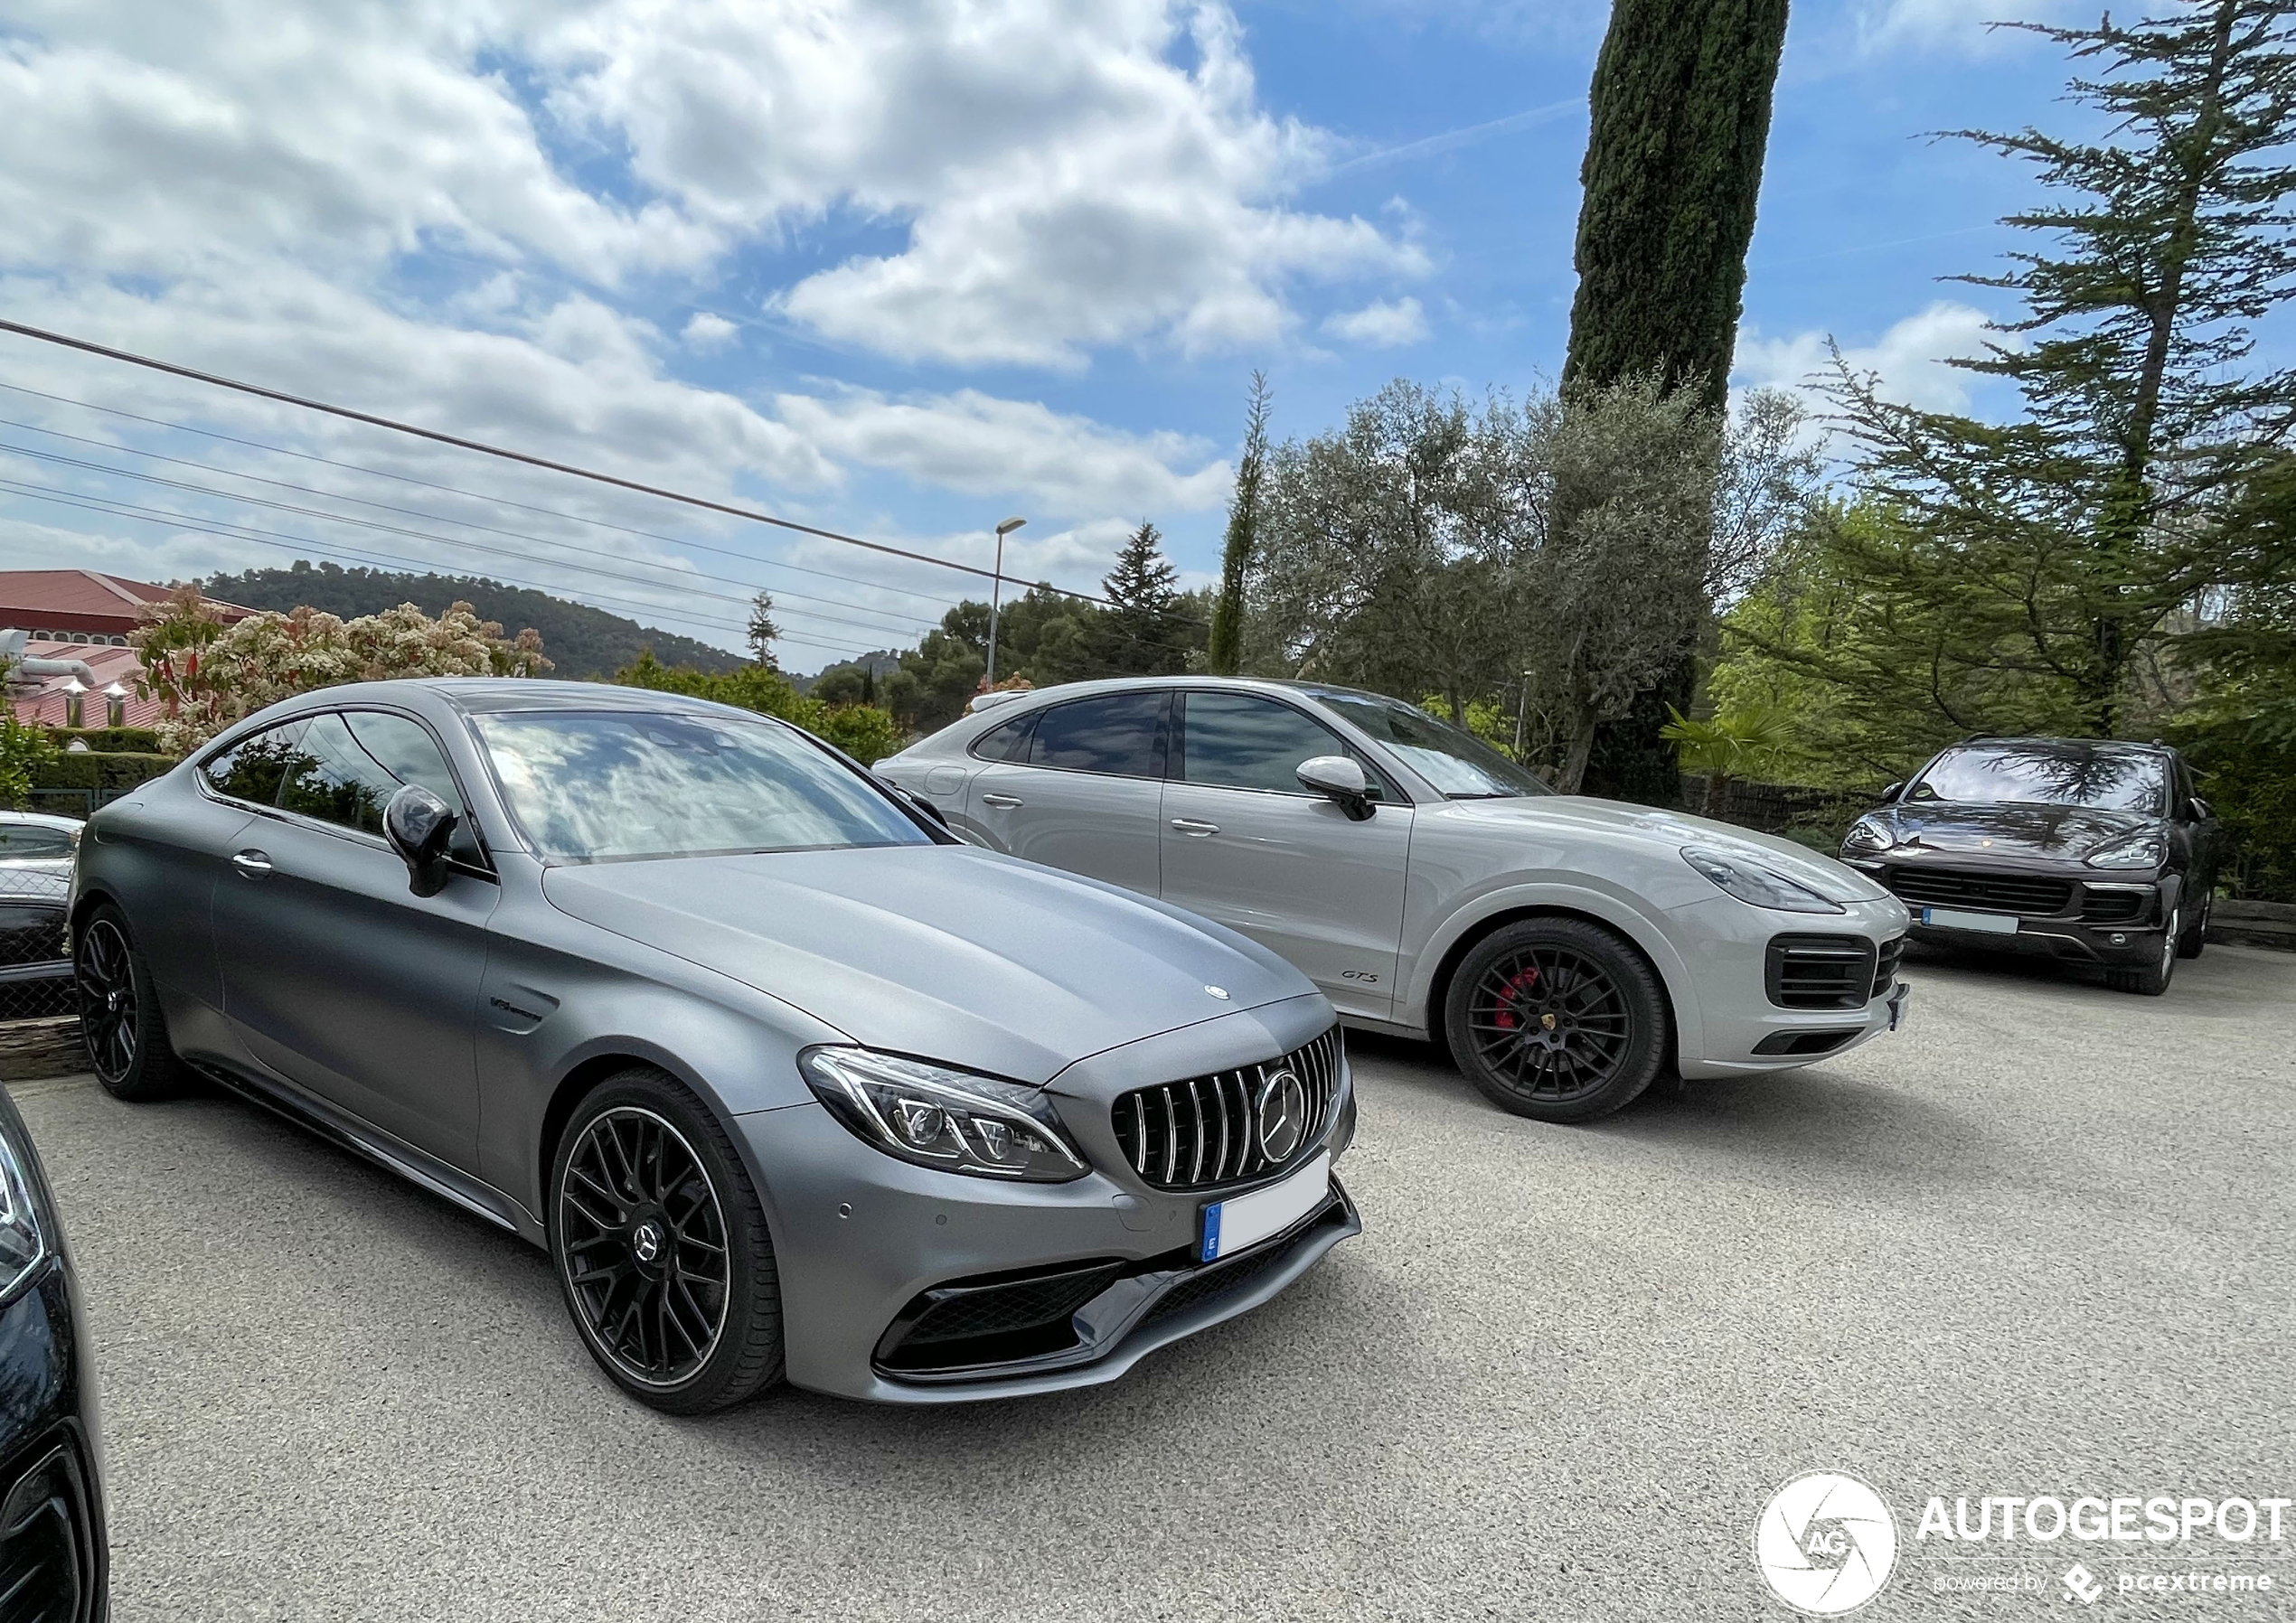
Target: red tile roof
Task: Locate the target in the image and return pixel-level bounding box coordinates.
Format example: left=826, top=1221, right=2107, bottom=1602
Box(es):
left=0, top=569, right=251, bottom=636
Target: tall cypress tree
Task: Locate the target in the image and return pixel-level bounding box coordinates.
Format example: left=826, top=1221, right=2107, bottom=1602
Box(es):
left=1208, top=371, right=1272, bottom=676
left=1564, top=0, right=1791, bottom=802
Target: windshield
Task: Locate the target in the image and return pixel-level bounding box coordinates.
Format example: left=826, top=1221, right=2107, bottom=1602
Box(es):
left=1907, top=745, right=2169, bottom=815
left=474, top=709, right=932, bottom=862
left=1311, top=691, right=1553, bottom=799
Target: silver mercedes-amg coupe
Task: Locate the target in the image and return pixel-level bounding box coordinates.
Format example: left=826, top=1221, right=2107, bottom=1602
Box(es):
left=70, top=680, right=1359, bottom=1412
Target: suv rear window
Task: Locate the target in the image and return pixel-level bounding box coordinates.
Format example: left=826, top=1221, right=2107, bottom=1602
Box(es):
left=1027, top=692, right=1167, bottom=777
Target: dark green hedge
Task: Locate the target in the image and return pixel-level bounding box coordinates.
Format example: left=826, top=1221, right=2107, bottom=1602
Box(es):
left=43, top=727, right=165, bottom=754
left=33, top=752, right=178, bottom=794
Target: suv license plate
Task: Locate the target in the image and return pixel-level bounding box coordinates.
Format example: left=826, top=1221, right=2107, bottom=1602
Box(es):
left=1200, top=1151, right=1330, bottom=1262
left=1919, top=905, right=2018, bottom=934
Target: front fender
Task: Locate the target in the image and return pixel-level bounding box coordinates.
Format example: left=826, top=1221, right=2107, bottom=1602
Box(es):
left=1403, top=880, right=1704, bottom=1061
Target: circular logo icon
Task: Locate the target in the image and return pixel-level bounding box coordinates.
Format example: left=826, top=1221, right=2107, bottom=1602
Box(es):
left=1754, top=1471, right=1897, bottom=1616
left=631, top=1221, right=663, bottom=1264
left=1203, top=985, right=1230, bottom=1000
left=1254, top=1069, right=1308, bottom=1162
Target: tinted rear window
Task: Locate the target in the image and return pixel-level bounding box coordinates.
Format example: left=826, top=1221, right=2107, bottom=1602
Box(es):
left=972, top=710, right=1039, bottom=763
left=1027, top=693, right=1167, bottom=777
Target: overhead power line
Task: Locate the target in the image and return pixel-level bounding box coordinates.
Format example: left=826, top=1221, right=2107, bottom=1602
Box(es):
left=0, top=380, right=969, bottom=614
left=0, top=318, right=1131, bottom=613
left=0, top=475, right=877, bottom=658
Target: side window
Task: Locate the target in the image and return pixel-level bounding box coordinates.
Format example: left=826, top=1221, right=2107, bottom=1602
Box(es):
left=277, top=711, right=459, bottom=838
left=202, top=720, right=309, bottom=806
left=1027, top=692, right=1167, bottom=778
left=971, top=709, right=1039, bottom=763
left=1178, top=692, right=1379, bottom=797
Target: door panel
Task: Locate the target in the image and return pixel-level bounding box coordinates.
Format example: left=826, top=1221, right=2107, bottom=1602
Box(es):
left=965, top=691, right=1168, bottom=896
left=209, top=711, right=496, bottom=1170
left=1160, top=692, right=1412, bottom=1018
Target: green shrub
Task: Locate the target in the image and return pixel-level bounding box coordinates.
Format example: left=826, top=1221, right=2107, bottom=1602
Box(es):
left=32, top=752, right=179, bottom=796
left=42, top=727, right=165, bottom=755
left=612, top=652, right=907, bottom=765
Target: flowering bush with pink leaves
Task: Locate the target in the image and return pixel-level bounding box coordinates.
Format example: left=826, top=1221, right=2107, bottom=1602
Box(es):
left=132, top=586, right=550, bottom=753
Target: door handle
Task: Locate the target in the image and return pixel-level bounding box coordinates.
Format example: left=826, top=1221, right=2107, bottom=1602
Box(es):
left=1170, top=818, right=1219, bottom=836
left=980, top=793, right=1024, bottom=809
left=231, top=849, right=274, bottom=878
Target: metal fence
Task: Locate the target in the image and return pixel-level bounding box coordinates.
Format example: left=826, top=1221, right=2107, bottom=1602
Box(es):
left=0, top=863, right=75, bottom=1024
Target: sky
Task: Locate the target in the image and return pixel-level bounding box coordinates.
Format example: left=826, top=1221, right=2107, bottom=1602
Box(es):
left=0, top=0, right=2096, bottom=670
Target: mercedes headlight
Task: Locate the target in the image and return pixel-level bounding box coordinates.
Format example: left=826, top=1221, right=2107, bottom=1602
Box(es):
left=2084, top=832, right=2168, bottom=869
left=1842, top=817, right=1894, bottom=855
left=801, top=1048, right=1087, bottom=1182
left=1680, top=845, right=1846, bottom=915
left=0, top=1116, right=50, bottom=1303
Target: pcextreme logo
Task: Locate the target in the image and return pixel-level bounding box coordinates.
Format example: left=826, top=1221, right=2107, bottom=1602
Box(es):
left=1755, top=1471, right=1900, bottom=1616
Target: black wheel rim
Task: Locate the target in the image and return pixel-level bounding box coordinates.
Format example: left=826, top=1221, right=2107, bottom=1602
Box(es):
left=558, top=1108, right=729, bottom=1388
left=75, top=919, right=137, bottom=1084
left=1466, top=945, right=1633, bottom=1103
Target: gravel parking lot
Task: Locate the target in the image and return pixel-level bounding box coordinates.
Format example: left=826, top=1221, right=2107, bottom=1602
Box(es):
left=14, top=943, right=2295, bottom=1621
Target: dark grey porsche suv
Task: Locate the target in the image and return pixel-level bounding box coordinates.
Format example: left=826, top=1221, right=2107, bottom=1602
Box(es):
left=70, top=680, right=1359, bottom=1412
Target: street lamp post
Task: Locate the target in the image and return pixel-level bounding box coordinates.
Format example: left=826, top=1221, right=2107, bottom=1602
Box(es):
left=985, top=515, right=1026, bottom=687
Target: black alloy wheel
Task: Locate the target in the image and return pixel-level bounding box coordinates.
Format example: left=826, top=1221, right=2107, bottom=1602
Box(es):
left=72, top=905, right=183, bottom=1102
left=1444, top=916, right=1669, bottom=1123
left=550, top=1070, right=784, bottom=1413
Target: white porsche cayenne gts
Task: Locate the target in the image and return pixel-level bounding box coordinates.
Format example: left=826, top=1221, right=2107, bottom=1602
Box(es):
left=880, top=677, right=1912, bottom=1122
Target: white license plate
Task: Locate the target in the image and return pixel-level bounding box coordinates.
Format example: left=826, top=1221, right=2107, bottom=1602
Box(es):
left=1200, top=1151, right=1330, bottom=1262
left=1919, top=905, right=2019, bottom=934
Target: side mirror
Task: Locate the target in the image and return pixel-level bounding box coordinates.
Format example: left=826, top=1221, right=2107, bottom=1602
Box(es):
left=1880, top=781, right=1905, bottom=803
left=1296, top=755, right=1374, bottom=821
left=383, top=783, right=458, bottom=898
left=2189, top=796, right=2212, bottom=822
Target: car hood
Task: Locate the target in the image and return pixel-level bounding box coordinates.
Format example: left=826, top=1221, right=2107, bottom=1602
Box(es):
left=1865, top=801, right=2159, bottom=860
left=1428, top=796, right=1890, bottom=904
left=541, top=845, right=1313, bottom=1087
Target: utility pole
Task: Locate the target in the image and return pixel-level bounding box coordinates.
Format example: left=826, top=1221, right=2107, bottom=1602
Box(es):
left=984, top=515, right=1025, bottom=686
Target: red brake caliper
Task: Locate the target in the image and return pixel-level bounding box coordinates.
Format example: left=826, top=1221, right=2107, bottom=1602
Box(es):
left=1491, top=967, right=1540, bottom=1031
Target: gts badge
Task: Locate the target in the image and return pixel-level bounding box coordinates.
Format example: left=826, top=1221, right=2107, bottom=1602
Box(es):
left=1340, top=970, right=1380, bottom=984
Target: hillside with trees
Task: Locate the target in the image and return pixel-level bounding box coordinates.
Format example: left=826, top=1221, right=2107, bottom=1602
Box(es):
left=205, top=562, right=746, bottom=679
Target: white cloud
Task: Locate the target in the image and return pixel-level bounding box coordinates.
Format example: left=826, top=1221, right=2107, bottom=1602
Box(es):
left=681, top=312, right=739, bottom=352
left=775, top=389, right=1232, bottom=520
left=1735, top=300, right=1998, bottom=417
left=1854, top=0, right=2072, bottom=56
left=544, top=0, right=1425, bottom=367
left=1322, top=296, right=1428, bottom=349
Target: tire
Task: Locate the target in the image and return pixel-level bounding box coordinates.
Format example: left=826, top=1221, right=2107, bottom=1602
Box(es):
left=2106, top=909, right=2179, bottom=997
left=1443, top=916, right=1670, bottom=1123
left=72, top=904, right=188, bottom=1102
left=2177, top=887, right=2211, bottom=960
left=550, top=1067, right=784, bottom=1414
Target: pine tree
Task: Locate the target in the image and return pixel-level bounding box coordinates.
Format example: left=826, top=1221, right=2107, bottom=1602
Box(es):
left=746, top=590, right=780, bottom=669
left=1828, top=0, right=2296, bottom=735
left=1098, top=521, right=1189, bottom=677
left=1208, top=371, right=1272, bottom=676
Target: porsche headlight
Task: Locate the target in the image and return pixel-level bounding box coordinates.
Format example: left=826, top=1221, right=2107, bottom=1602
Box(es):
left=2085, top=832, right=2168, bottom=870
left=800, top=1047, right=1087, bottom=1182
left=1680, top=845, right=1846, bottom=915
left=0, top=1115, right=50, bottom=1303
left=1842, top=817, right=1894, bottom=855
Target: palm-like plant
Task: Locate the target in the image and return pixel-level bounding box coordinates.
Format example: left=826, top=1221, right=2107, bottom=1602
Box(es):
left=1660, top=704, right=1794, bottom=817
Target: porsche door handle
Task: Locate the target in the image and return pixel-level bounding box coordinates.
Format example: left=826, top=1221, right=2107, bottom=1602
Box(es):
left=231, top=849, right=275, bottom=878
left=979, top=793, right=1024, bottom=809
left=1170, top=818, right=1219, bottom=836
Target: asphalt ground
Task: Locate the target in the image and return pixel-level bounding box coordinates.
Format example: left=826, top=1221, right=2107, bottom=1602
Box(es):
left=13, top=942, right=2295, bottom=1621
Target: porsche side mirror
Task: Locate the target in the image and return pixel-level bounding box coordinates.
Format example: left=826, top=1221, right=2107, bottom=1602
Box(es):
left=1880, top=781, right=1905, bottom=802
left=384, top=783, right=459, bottom=898
left=1296, top=755, right=1374, bottom=821
left=2189, top=796, right=2212, bottom=822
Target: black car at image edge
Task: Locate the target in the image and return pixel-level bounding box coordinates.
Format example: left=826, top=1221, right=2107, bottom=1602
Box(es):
left=0, top=1081, right=105, bottom=1621
left=1839, top=736, right=2220, bottom=996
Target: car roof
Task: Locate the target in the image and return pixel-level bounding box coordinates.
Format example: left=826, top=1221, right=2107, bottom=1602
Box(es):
left=1943, top=736, right=2176, bottom=759
left=0, top=809, right=83, bottom=830
left=965, top=674, right=1396, bottom=715
left=249, top=678, right=742, bottom=718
